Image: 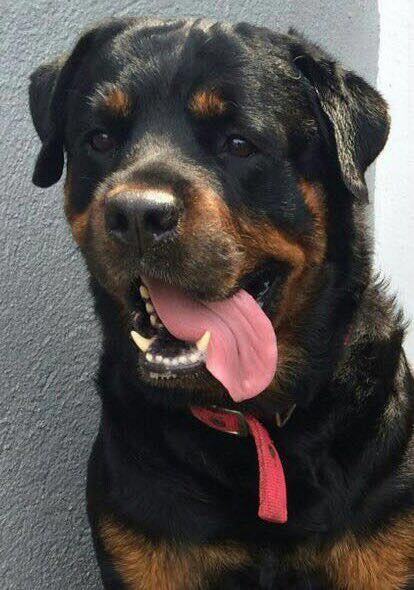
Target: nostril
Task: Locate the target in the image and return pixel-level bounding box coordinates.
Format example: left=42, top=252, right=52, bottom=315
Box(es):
left=144, top=205, right=179, bottom=237
left=105, top=201, right=130, bottom=241
left=109, top=210, right=129, bottom=233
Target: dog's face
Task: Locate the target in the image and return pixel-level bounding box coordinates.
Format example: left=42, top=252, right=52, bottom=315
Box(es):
left=29, top=18, right=389, bottom=408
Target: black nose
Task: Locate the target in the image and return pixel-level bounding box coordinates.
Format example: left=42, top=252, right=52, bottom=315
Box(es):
left=105, top=190, right=180, bottom=249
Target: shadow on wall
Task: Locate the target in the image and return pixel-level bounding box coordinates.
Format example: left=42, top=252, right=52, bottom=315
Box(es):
left=0, top=0, right=379, bottom=588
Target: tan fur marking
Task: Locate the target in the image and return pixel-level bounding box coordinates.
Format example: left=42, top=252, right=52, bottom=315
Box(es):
left=100, top=516, right=251, bottom=590
left=68, top=209, right=90, bottom=246
left=189, top=89, right=227, bottom=118
left=226, top=181, right=326, bottom=396
left=239, top=217, right=306, bottom=272
left=64, top=169, right=90, bottom=246
left=291, top=512, right=414, bottom=589
left=298, top=179, right=326, bottom=266
left=177, top=185, right=244, bottom=296
left=277, top=181, right=326, bottom=325
left=104, top=87, right=131, bottom=117
left=236, top=181, right=326, bottom=325
left=179, top=180, right=326, bottom=324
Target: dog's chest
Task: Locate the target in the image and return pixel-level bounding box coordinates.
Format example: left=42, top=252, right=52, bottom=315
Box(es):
left=99, top=512, right=414, bottom=590
left=99, top=515, right=252, bottom=589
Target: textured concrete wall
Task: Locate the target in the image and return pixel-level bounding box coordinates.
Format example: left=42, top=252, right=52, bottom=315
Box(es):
left=1, top=1, right=379, bottom=588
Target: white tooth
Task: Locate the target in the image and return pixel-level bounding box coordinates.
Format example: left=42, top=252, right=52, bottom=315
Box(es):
left=155, top=354, right=163, bottom=363
left=140, top=285, right=149, bottom=300
left=145, top=302, right=154, bottom=314
left=130, top=331, right=154, bottom=353
left=150, top=314, right=158, bottom=326
left=190, top=353, right=199, bottom=363
left=178, top=356, right=187, bottom=364
left=171, top=358, right=178, bottom=366
left=163, top=358, right=171, bottom=365
left=146, top=353, right=153, bottom=362
left=196, top=331, right=211, bottom=352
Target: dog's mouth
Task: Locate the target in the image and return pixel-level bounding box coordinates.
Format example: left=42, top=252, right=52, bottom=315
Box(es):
left=131, top=284, right=209, bottom=377
left=129, top=261, right=280, bottom=402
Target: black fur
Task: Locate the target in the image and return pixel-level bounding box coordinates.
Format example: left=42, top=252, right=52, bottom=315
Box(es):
left=29, top=18, right=414, bottom=589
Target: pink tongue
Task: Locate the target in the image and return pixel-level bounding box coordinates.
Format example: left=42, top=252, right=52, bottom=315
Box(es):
left=144, top=279, right=277, bottom=402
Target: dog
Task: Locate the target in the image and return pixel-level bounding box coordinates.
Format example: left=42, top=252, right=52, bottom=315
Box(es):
left=29, top=17, right=414, bottom=589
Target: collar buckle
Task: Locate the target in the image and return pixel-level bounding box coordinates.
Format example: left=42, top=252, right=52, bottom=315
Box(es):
left=210, top=406, right=249, bottom=437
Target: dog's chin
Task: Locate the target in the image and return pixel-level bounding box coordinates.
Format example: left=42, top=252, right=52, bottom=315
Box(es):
left=126, top=259, right=285, bottom=399
left=135, top=370, right=231, bottom=410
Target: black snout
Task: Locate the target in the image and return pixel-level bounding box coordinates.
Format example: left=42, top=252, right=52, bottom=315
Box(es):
left=105, top=190, right=180, bottom=250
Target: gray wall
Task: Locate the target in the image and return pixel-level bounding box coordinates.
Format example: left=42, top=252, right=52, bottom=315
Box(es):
left=1, top=1, right=379, bottom=588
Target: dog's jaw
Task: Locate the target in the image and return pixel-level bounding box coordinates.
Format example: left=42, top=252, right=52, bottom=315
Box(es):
left=129, top=273, right=278, bottom=402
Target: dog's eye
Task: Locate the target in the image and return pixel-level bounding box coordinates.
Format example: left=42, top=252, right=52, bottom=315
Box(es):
left=225, top=135, right=256, bottom=157
left=89, top=131, right=117, bottom=153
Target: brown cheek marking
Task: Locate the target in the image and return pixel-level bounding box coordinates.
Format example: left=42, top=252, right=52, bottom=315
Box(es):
left=189, top=89, right=227, bottom=118
left=236, top=215, right=307, bottom=332
left=104, top=87, right=131, bottom=117
left=298, top=180, right=326, bottom=266
left=65, top=205, right=90, bottom=246
left=63, top=178, right=148, bottom=307
left=100, top=516, right=251, bottom=590
left=232, top=182, right=326, bottom=393
left=64, top=172, right=91, bottom=247
left=179, top=186, right=243, bottom=295
left=237, top=181, right=326, bottom=324
left=181, top=186, right=236, bottom=240
left=290, top=512, right=414, bottom=589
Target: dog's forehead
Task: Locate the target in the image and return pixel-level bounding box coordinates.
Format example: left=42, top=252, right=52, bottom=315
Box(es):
left=93, top=23, right=247, bottom=91
left=65, top=19, right=314, bottom=146
left=79, top=20, right=294, bottom=105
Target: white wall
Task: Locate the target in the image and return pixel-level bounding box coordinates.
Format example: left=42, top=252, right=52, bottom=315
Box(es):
left=375, top=0, right=414, bottom=361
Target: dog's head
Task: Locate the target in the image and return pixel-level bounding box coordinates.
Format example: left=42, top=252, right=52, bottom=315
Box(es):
left=29, top=18, right=389, bottom=410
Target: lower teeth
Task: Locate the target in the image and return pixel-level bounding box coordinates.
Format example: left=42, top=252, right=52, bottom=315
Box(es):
left=145, top=349, right=202, bottom=366
left=131, top=284, right=210, bottom=373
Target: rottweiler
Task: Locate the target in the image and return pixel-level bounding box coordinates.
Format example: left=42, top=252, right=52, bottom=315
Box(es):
left=29, top=17, right=414, bottom=589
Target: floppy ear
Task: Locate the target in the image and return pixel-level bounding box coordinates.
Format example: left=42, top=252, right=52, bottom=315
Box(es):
left=287, top=29, right=390, bottom=202
left=29, top=18, right=134, bottom=188
left=29, top=55, right=67, bottom=187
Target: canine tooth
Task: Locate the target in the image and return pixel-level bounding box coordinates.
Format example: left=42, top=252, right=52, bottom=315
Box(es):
left=146, top=353, right=153, bottom=362
left=131, top=331, right=154, bottom=353
left=150, top=314, right=159, bottom=326
left=140, top=285, right=150, bottom=300
left=196, top=331, right=211, bottom=352
left=155, top=354, right=163, bottom=363
left=145, top=302, right=154, bottom=314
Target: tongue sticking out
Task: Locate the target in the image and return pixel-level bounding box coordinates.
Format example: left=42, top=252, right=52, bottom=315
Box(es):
left=144, top=278, right=277, bottom=402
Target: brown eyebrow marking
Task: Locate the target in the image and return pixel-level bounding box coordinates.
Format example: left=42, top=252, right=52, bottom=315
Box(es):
left=189, top=88, right=227, bottom=118
left=102, top=87, right=131, bottom=117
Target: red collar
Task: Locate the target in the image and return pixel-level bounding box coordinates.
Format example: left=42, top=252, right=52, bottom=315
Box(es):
left=190, top=331, right=351, bottom=523
left=190, top=406, right=289, bottom=524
